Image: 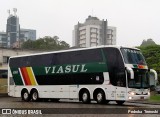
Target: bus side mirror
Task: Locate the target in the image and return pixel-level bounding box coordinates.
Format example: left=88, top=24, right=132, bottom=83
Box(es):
left=126, top=67, right=134, bottom=79
left=149, top=69, right=158, bottom=86
left=150, top=69, right=157, bottom=81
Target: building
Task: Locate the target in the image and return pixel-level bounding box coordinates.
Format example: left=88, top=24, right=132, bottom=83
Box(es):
left=6, top=10, right=20, bottom=48
left=0, top=9, right=36, bottom=48
left=20, top=28, right=36, bottom=41
left=107, top=26, right=116, bottom=45
left=0, top=32, right=7, bottom=47
left=72, top=16, right=116, bottom=47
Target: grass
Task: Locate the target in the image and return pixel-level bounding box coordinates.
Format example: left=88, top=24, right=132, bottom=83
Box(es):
left=149, top=94, right=160, bottom=102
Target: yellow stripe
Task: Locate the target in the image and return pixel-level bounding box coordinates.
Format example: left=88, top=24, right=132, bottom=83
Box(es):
left=26, top=67, right=37, bottom=85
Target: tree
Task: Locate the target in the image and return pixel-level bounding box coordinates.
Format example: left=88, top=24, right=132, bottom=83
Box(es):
left=21, top=36, right=70, bottom=51
left=138, top=45, right=160, bottom=83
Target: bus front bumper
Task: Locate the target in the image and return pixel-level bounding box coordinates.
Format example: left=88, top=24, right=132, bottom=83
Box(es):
left=126, top=94, right=150, bottom=101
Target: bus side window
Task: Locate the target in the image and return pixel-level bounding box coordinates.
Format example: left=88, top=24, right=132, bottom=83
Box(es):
left=9, top=58, right=21, bottom=68
left=103, top=48, right=126, bottom=87
left=54, top=49, right=103, bottom=65
left=20, top=57, right=30, bottom=67
left=116, top=50, right=126, bottom=87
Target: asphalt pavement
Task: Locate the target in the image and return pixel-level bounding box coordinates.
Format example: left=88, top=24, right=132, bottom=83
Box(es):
left=1, top=93, right=160, bottom=105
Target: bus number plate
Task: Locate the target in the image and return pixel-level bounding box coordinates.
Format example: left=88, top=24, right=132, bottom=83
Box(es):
left=140, top=97, right=144, bottom=99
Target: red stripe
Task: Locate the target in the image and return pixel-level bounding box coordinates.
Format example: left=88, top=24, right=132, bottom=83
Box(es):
left=20, top=68, right=28, bottom=85
left=138, top=65, right=144, bottom=69
left=21, top=67, right=31, bottom=85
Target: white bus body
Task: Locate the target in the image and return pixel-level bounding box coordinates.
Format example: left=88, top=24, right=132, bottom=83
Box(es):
left=8, top=46, right=157, bottom=104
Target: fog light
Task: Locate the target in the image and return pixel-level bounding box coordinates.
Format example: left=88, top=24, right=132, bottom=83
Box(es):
left=129, top=97, right=132, bottom=99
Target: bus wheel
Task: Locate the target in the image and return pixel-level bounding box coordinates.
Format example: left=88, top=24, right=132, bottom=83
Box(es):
left=96, top=91, right=105, bottom=104
left=31, top=89, right=39, bottom=102
left=81, top=90, right=90, bottom=104
left=21, top=89, right=30, bottom=102
left=116, top=101, right=125, bottom=105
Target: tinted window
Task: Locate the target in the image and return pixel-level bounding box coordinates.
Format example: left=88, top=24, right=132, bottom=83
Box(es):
left=29, top=54, right=53, bottom=67
left=9, top=57, right=21, bottom=68
left=9, top=49, right=103, bottom=68
left=55, top=49, right=103, bottom=65
left=103, top=48, right=126, bottom=87
left=121, top=48, right=146, bottom=65
left=10, top=54, right=54, bottom=67
left=35, top=73, right=104, bottom=85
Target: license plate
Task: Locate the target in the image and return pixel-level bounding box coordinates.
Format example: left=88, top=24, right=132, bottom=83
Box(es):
left=140, top=97, right=144, bottom=99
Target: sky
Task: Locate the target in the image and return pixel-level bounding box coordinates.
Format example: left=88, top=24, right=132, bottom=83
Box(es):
left=0, top=0, right=160, bottom=47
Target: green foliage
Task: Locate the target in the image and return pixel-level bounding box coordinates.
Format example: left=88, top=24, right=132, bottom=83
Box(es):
left=149, top=95, right=160, bottom=102
left=21, top=36, right=70, bottom=51
left=138, top=45, right=160, bottom=82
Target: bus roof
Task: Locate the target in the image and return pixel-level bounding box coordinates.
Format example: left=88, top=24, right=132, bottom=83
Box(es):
left=9, top=45, right=139, bottom=59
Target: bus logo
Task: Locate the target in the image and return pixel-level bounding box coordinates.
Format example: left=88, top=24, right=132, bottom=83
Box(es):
left=13, top=71, right=18, bottom=75
left=45, top=64, right=88, bottom=74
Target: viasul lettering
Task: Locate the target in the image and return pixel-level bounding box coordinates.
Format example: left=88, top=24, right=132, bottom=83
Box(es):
left=45, top=64, right=88, bottom=74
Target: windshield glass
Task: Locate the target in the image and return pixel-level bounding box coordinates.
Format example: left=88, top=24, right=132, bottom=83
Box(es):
left=128, top=69, right=149, bottom=88
left=121, top=48, right=146, bottom=65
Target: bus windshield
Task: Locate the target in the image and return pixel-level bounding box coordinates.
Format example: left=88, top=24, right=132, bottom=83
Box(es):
left=128, top=69, right=150, bottom=88
left=121, top=48, right=146, bottom=65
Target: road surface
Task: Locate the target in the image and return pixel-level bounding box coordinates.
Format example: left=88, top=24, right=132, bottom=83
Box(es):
left=0, top=96, right=159, bottom=117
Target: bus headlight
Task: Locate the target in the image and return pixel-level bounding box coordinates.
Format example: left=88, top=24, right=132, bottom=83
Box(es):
left=129, top=91, right=135, bottom=95
left=148, top=91, right=150, bottom=95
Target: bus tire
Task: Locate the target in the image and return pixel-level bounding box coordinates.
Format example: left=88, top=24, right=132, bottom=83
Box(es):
left=96, top=90, right=105, bottom=104
left=31, top=89, right=39, bottom=102
left=21, top=89, right=30, bottom=102
left=116, top=101, right=125, bottom=105
left=81, top=90, right=90, bottom=104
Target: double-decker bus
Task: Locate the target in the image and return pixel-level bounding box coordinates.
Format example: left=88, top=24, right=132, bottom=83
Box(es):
left=8, top=46, right=157, bottom=105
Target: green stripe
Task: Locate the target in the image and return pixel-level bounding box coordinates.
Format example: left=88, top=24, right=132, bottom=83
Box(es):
left=11, top=68, right=23, bottom=85
left=133, top=64, right=138, bottom=68
left=33, top=62, right=108, bottom=75
left=11, top=62, right=108, bottom=85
